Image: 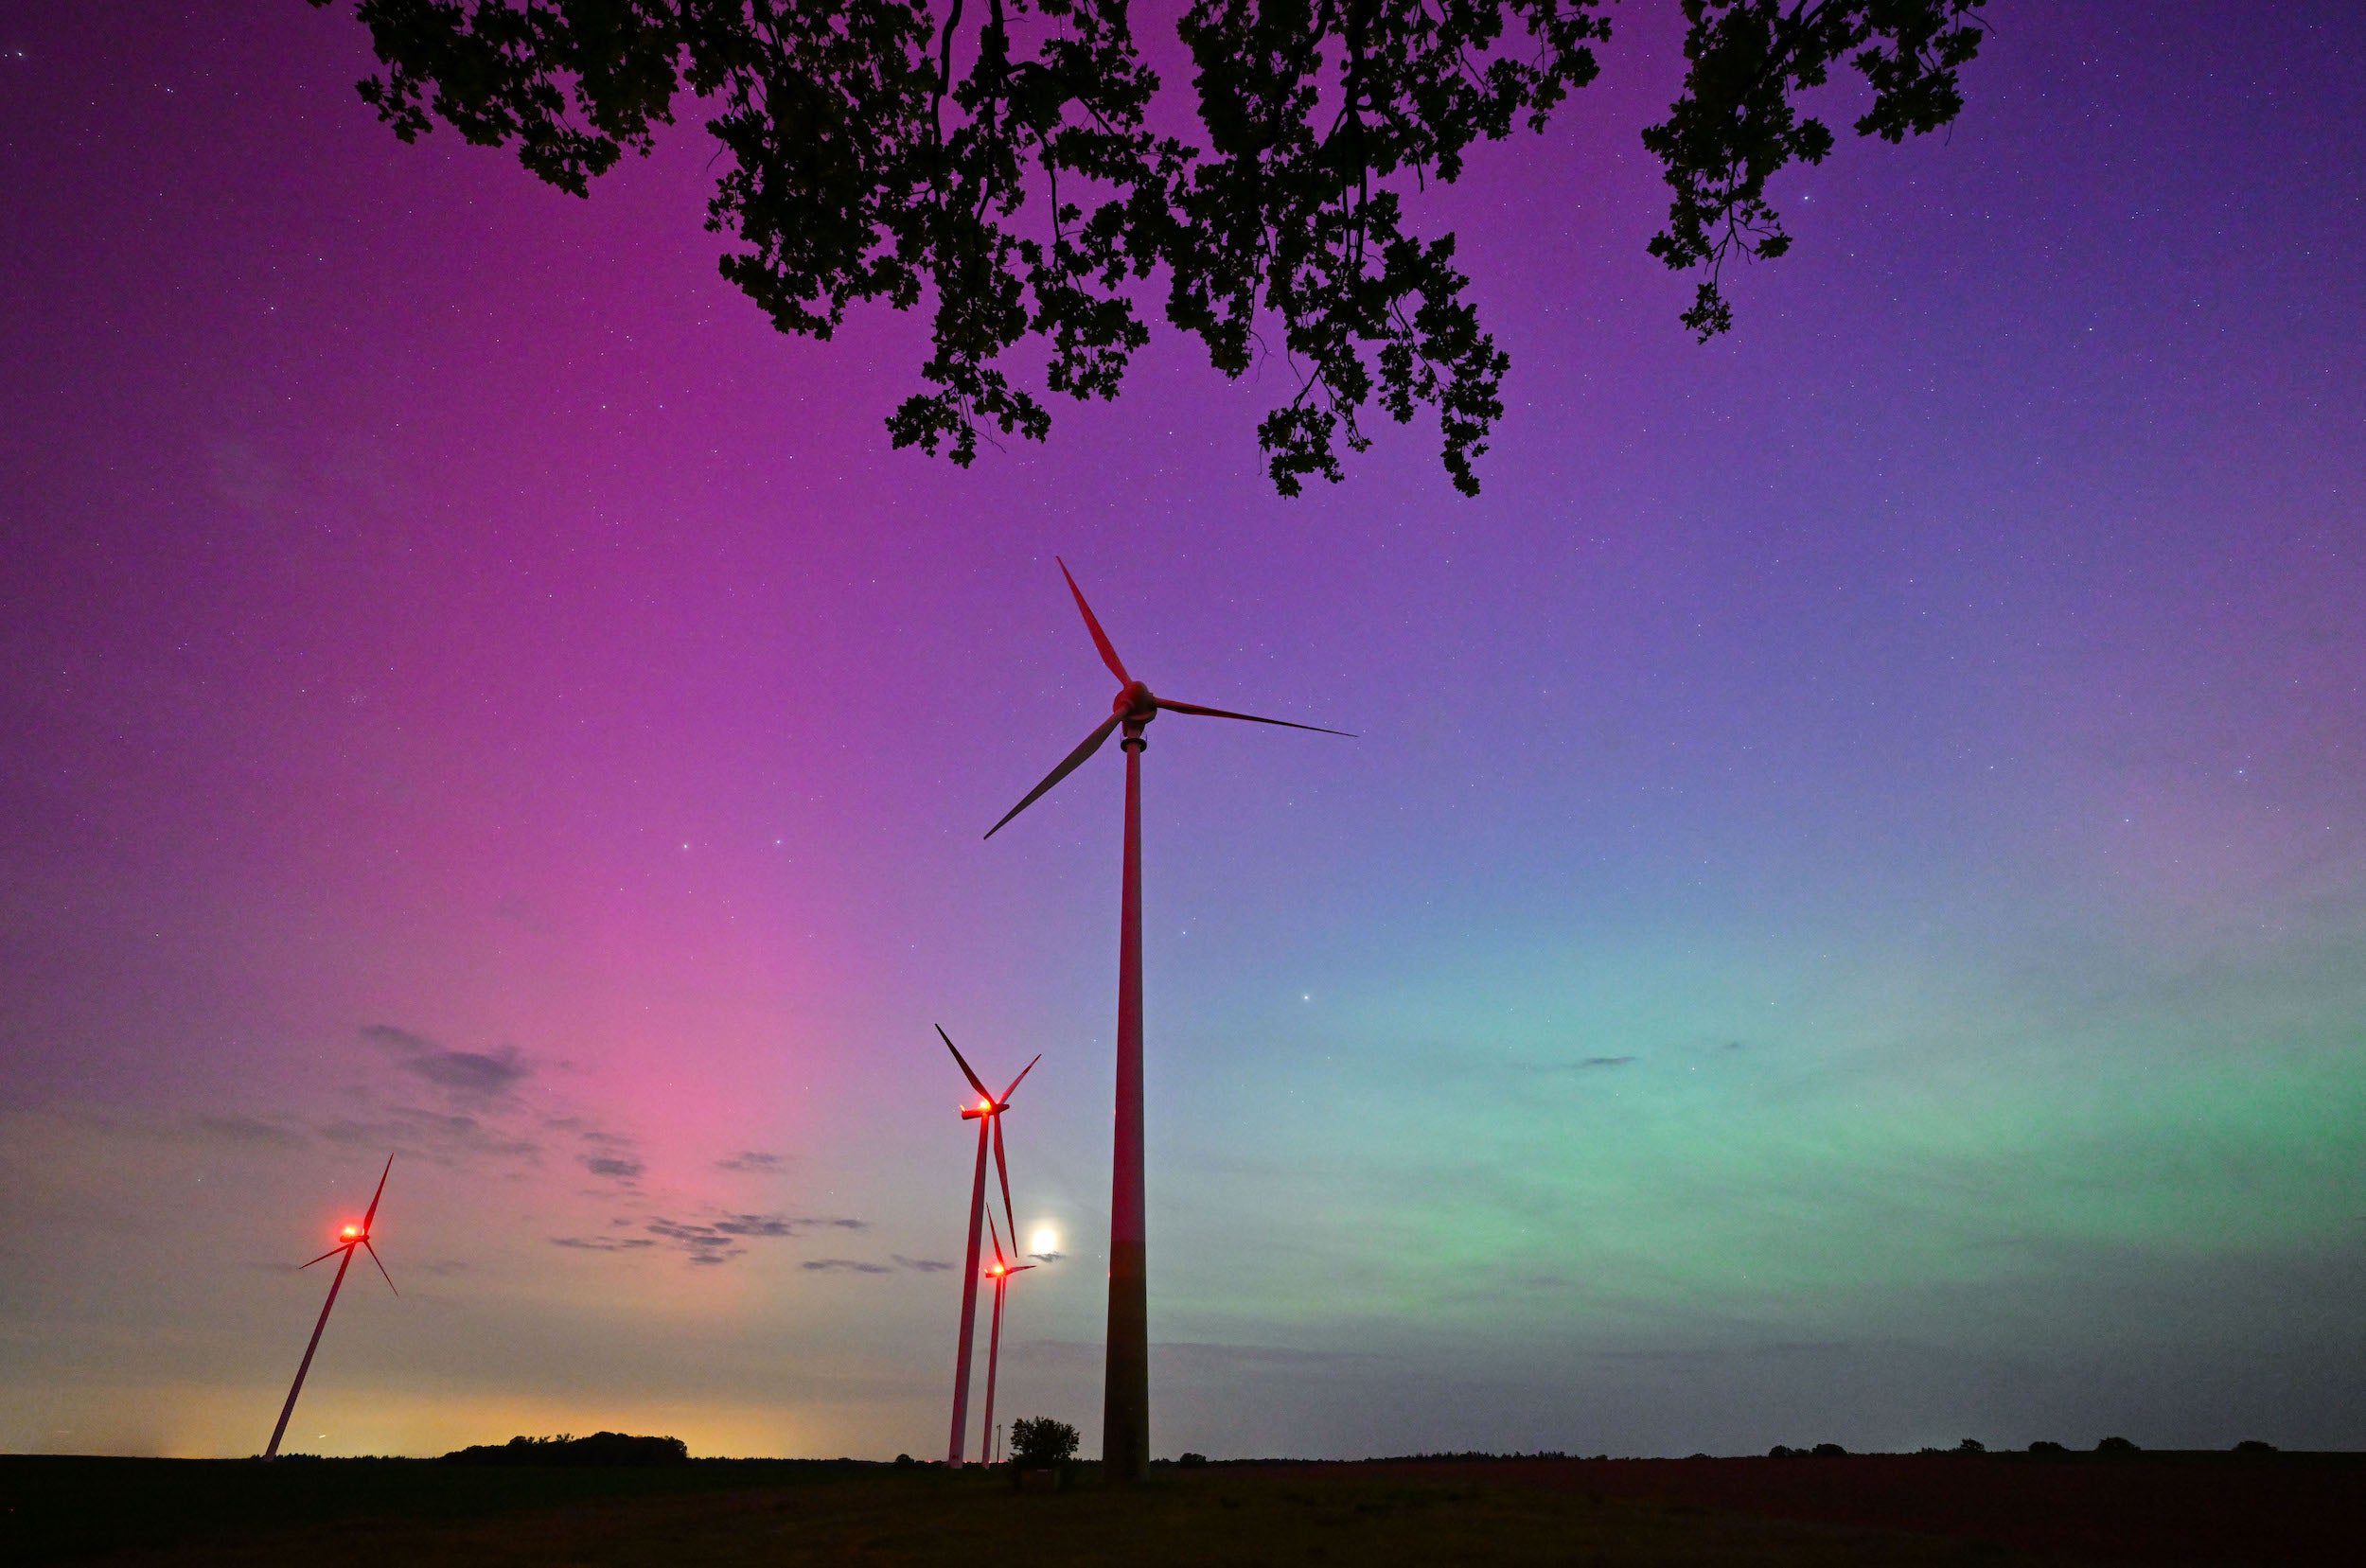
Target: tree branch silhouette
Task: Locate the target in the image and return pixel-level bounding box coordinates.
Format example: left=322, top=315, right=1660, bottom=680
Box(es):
left=309, top=0, right=1986, bottom=496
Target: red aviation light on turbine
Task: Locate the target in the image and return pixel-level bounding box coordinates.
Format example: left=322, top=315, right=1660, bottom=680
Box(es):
left=340, top=1224, right=362, bottom=1241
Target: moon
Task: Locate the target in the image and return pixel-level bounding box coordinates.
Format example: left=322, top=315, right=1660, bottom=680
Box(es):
left=1029, top=1225, right=1059, bottom=1256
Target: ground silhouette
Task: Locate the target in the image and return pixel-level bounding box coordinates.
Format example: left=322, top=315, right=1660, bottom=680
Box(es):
left=7, top=1449, right=2357, bottom=1564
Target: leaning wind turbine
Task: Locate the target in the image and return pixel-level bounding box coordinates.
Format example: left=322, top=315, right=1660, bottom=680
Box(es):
left=938, top=1027, right=1039, bottom=1467
left=985, top=558, right=1350, bottom=1480
left=264, top=1154, right=397, bottom=1459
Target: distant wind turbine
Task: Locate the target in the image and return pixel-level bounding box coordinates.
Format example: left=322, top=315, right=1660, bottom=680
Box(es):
left=938, top=1027, right=1039, bottom=1467
left=977, top=1207, right=1037, bottom=1466
left=264, top=1154, right=397, bottom=1459
left=985, top=558, right=1350, bottom=1479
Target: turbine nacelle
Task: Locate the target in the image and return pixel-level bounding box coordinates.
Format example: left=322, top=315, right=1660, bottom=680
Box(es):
left=1112, top=680, right=1157, bottom=724
left=959, top=1098, right=1009, bottom=1120
left=338, top=1224, right=364, bottom=1242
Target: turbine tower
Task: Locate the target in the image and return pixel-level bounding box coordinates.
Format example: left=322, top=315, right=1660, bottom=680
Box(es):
left=939, top=1027, right=1039, bottom=1466
left=264, top=1154, right=397, bottom=1459
left=977, top=1208, right=1036, bottom=1466
left=985, top=558, right=1349, bottom=1479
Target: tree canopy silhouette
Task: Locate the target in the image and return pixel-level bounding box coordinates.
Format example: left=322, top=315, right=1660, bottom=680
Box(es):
left=1007, top=1415, right=1081, bottom=1468
left=441, top=1431, right=689, bottom=1465
left=309, top=0, right=1987, bottom=496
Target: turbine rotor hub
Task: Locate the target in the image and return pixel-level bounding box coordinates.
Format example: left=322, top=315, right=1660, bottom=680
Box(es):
left=1112, top=681, right=1157, bottom=723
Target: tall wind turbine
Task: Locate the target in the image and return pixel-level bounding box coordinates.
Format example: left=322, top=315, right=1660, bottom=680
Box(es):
left=264, top=1154, right=397, bottom=1459
left=977, top=1208, right=1036, bottom=1466
left=985, top=558, right=1350, bottom=1480
left=939, top=1027, right=1039, bottom=1467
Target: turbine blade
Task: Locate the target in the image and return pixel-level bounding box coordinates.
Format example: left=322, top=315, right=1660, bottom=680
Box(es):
left=1155, top=697, right=1355, bottom=737
left=936, top=1026, right=991, bottom=1099
left=992, top=1115, right=1016, bottom=1256
left=299, top=1244, right=346, bottom=1270
left=999, top=1052, right=1042, bottom=1102
left=363, top=1241, right=398, bottom=1295
left=362, top=1153, right=394, bottom=1229
left=1011, top=1263, right=1036, bottom=1274
left=987, top=1208, right=1008, bottom=1269
left=983, top=714, right=1120, bottom=839
left=1057, top=556, right=1129, bottom=684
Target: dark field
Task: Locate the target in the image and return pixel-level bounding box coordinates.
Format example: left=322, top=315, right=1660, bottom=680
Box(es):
left=4, top=1452, right=2356, bottom=1565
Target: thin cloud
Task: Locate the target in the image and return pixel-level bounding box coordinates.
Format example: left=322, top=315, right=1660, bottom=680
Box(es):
left=631, top=1211, right=868, bottom=1265
left=644, top=1218, right=752, bottom=1267
left=193, top=1113, right=308, bottom=1148
left=1594, top=1341, right=1853, bottom=1363
left=362, top=1024, right=531, bottom=1100
left=717, top=1151, right=786, bottom=1173
left=1016, top=1340, right=1369, bottom=1370
left=648, top=1219, right=732, bottom=1247
left=317, top=1107, right=539, bottom=1165
left=1029, top=1251, right=1067, bottom=1263
left=1507, top=1053, right=1637, bottom=1076
left=893, top=1255, right=953, bottom=1273
left=714, top=1212, right=865, bottom=1238
left=802, top=1259, right=892, bottom=1275
left=713, top=1214, right=796, bottom=1238
left=584, top=1154, right=645, bottom=1181
left=551, top=1236, right=658, bottom=1252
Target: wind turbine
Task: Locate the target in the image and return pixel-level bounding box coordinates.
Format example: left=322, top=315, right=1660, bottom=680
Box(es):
left=264, top=1154, right=397, bottom=1459
left=938, top=1026, right=1039, bottom=1467
left=985, top=558, right=1350, bottom=1480
left=976, top=1208, right=1036, bottom=1466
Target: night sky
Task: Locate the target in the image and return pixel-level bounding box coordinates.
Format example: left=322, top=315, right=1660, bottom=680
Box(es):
left=3, top=3, right=2361, bottom=1461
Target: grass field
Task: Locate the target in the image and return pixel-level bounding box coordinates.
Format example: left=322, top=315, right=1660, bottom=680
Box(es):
left=3, top=1453, right=2353, bottom=1565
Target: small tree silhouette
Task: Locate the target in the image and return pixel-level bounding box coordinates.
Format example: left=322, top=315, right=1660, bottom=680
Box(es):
left=1009, top=1417, right=1081, bottom=1470
left=2027, top=1439, right=2066, bottom=1453
left=2096, top=1436, right=2139, bottom=1454
left=1956, top=1438, right=1986, bottom=1453
left=1811, top=1442, right=1847, bottom=1457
